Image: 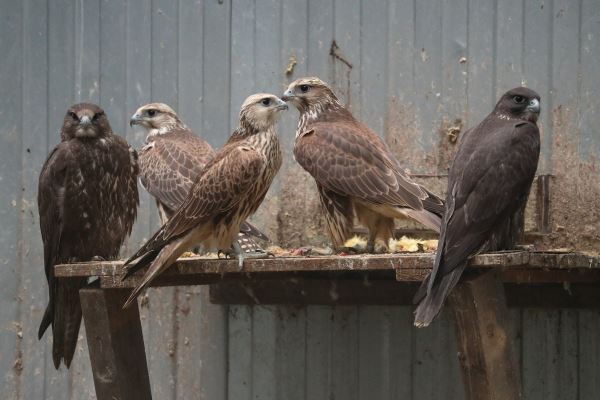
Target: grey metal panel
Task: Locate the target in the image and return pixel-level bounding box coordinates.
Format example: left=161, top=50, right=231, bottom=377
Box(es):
left=19, top=1, right=49, bottom=399
left=202, top=0, right=231, bottom=147
left=580, top=0, right=600, bottom=160
left=227, top=305, right=253, bottom=400
left=523, top=0, right=553, bottom=174
left=305, top=306, right=333, bottom=399
left=578, top=310, right=600, bottom=398
left=522, top=310, right=579, bottom=400
left=274, top=307, right=307, bottom=400
left=0, top=1, right=22, bottom=398
left=330, top=306, right=359, bottom=399
left=2, top=1, right=600, bottom=399
left=413, top=311, right=465, bottom=399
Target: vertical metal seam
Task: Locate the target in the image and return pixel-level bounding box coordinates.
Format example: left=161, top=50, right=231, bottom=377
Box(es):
left=465, top=0, right=470, bottom=124
left=492, top=0, right=498, bottom=102
left=545, top=0, right=555, bottom=175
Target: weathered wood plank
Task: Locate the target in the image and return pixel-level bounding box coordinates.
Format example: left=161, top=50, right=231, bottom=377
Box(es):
left=448, top=271, right=522, bottom=400
left=79, top=286, right=151, bottom=400
left=210, top=280, right=600, bottom=309
left=210, top=279, right=416, bottom=305
left=54, top=252, right=600, bottom=291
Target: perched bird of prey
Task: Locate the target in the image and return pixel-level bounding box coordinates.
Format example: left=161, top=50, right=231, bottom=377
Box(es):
left=129, top=102, right=269, bottom=253
left=414, top=87, right=541, bottom=327
left=122, top=94, right=286, bottom=308
left=38, top=103, right=139, bottom=368
left=282, top=77, right=444, bottom=253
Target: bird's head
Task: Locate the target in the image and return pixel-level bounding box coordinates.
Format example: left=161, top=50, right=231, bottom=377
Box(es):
left=282, top=77, right=338, bottom=113
left=239, top=93, right=288, bottom=132
left=129, top=103, right=183, bottom=135
left=61, top=103, right=111, bottom=140
left=495, top=87, right=541, bottom=123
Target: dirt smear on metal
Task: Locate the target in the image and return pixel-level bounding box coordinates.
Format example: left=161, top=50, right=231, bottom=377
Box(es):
left=537, top=105, right=600, bottom=251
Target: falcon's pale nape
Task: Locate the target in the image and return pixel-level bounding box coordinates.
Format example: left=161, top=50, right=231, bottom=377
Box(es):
left=413, top=87, right=541, bottom=327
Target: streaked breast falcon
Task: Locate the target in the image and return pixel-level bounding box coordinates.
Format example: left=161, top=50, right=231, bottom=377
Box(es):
left=282, top=77, right=444, bottom=253
left=38, top=103, right=139, bottom=368
left=129, top=102, right=269, bottom=253
left=122, top=94, right=287, bottom=308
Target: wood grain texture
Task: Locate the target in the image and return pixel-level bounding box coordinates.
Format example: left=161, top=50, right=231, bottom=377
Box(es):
left=449, top=271, right=522, bottom=400
left=79, top=286, right=151, bottom=400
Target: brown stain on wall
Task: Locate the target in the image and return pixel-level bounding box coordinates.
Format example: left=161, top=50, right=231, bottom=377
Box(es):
left=535, top=105, right=600, bottom=251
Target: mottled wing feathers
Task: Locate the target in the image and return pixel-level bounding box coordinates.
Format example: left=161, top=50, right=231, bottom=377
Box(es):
left=37, top=147, right=65, bottom=337
left=126, top=144, right=265, bottom=263
left=414, top=117, right=540, bottom=326
left=38, top=133, right=139, bottom=368
left=294, top=121, right=426, bottom=211
left=435, top=120, right=540, bottom=279
left=139, top=131, right=214, bottom=211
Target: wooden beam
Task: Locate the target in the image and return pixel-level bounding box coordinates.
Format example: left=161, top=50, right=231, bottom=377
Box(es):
left=209, top=278, right=600, bottom=308
left=448, top=271, right=522, bottom=400
left=209, top=278, right=416, bottom=305
left=79, top=285, right=152, bottom=400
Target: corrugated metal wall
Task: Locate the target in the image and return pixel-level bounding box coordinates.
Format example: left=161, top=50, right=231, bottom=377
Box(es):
left=1, top=0, right=599, bottom=399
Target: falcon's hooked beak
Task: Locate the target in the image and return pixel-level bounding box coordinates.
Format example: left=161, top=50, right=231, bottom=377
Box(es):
left=281, top=89, right=295, bottom=102
left=526, top=98, right=540, bottom=114
left=275, top=99, right=288, bottom=111
left=129, top=113, right=143, bottom=127
left=79, top=115, right=92, bottom=127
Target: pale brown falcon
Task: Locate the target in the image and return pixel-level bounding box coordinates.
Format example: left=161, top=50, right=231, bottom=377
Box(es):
left=122, top=94, right=286, bottom=307
left=413, top=87, right=541, bottom=327
left=38, top=103, right=139, bottom=368
left=129, top=102, right=269, bottom=253
left=282, top=77, right=444, bottom=252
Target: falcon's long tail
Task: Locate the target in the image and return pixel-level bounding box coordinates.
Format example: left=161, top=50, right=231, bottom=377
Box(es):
left=39, top=278, right=86, bottom=369
left=239, top=221, right=270, bottom=242
left=122, top=236, right=189, bottom=308
left=400, top=208, right=442, bottom=233
left=413, top=263, right=466, bottom=327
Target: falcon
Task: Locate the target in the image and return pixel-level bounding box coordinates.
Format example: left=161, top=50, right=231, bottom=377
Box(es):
left=282, top=77, right=444, bottom=252
left=413, top=87, right=541, bottom=327
left=38, top=103, right=139, bottom=368
left=122, top=94, right=286, bottom=308
left=129, top=102, right=269, bottom=253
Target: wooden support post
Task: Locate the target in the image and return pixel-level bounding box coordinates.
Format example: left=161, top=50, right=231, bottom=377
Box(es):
left=80, top=286, right=152, bottom=400
left=449, top=271, right=522, bottom=400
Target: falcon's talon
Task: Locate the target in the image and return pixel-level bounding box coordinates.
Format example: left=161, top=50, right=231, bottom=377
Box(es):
left=91, top=255, right=106, bottom=262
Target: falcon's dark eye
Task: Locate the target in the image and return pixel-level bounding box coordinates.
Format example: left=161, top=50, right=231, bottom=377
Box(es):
left=261, top=98, right=271, bottom=106
left=513, top=95, right=526, bottom=104
left=92, top=111, right=104, bottom=121
left=299, top=84, right=310, bottom=93
left=147, top=109, right=157, bottom=117
left=68, top=111, right=78, bottom=120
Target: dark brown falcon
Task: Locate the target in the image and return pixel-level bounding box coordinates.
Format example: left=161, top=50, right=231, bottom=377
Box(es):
left=413, top=87, right=541, bottom=327
left=282, top=77, right=444, bottom=252
left=129, top=103, right=269, bottom=252
left=38, top=103, right=139, bottom=368
left=122, top=94, right=286, bottom=308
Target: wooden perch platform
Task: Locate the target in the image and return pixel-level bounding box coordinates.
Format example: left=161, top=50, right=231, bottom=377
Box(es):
left=56, top=250, right=600, bottom=400
left=56, top=249, right=600, bottom=288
